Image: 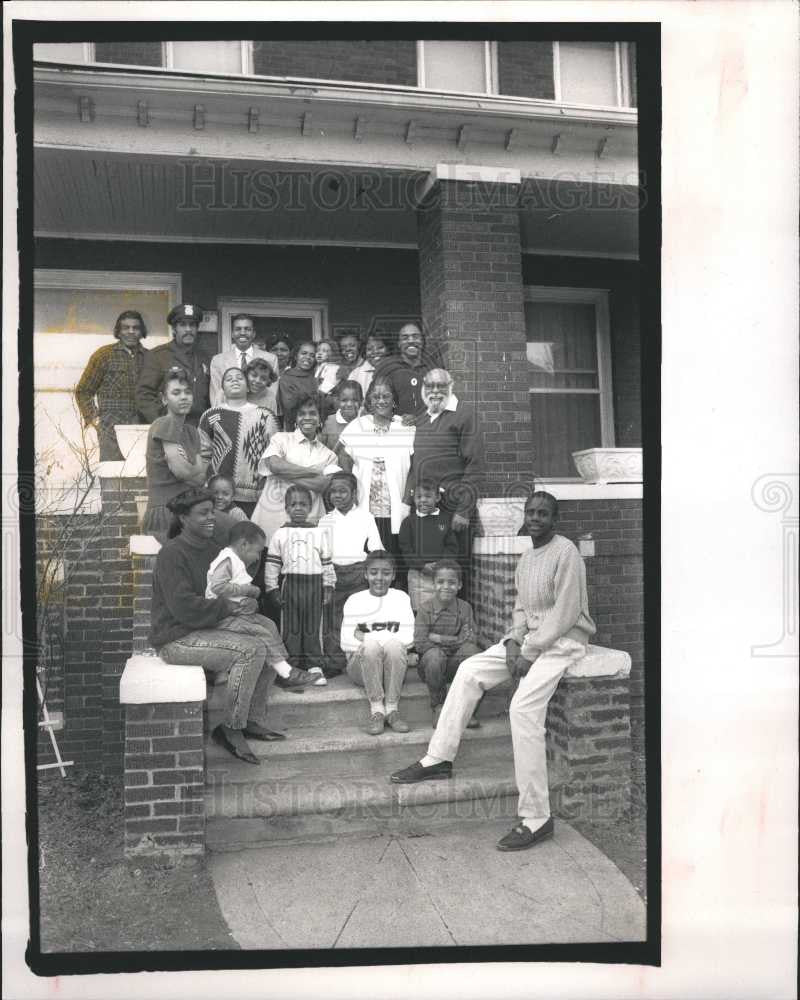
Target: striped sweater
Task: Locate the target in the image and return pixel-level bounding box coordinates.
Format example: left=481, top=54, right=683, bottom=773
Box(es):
left=504, top=534, right=596, bottom=656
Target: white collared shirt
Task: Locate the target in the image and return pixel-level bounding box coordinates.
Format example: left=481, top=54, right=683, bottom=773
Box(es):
left=318, top=506, right=383, bottom=565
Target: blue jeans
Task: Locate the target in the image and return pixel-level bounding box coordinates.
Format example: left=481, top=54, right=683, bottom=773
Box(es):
left=159, top=629, right=276, bottom=730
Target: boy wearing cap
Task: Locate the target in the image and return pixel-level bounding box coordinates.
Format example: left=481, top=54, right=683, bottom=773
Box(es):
left=136, top=303, right=212, bottom=425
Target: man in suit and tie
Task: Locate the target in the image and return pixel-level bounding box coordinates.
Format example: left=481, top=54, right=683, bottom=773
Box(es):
left=210, top=314, right=278, bottom=406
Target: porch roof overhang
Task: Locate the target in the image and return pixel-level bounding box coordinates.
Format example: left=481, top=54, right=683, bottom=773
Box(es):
left=33, top=64, right=639, bottom=259
left=34, top=63, right=638, bottom=188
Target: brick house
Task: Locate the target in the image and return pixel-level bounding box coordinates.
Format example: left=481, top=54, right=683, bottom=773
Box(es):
left=29, top=35, right=649, bottom=797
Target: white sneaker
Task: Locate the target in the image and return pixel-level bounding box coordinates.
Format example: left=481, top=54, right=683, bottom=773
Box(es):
left=308, top=667, right=327, bottom=686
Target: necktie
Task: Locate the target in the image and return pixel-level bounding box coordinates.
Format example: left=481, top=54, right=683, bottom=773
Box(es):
left=240, top=351, right=248, bottom=372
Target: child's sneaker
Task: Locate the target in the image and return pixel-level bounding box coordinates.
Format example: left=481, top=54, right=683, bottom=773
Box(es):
left=308, top=667, right=327, bottom=687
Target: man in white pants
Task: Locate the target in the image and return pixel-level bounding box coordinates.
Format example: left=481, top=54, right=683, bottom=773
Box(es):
left=390, top=491, right=596, bottom=851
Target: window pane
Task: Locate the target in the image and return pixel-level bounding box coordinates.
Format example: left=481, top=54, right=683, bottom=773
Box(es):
left=530, top=393, right=601, bottom=478
left=525, top=301, right=598, bottom=389
left=94, top=42, right=163, bottom=67
left=558, top=42, right=618, bottom=106
left=34, top=43, right=87, bottom=63
left=171, top=41, right=242, bottom=73
left=497, top=41, right=555, bottom=99
left=422, top=41, right=486, bottom=93
left=251, top=40, right=417, bottom=86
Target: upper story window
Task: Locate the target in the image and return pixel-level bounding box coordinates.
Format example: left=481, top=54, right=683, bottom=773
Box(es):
left=33, top=39, right=636, bottom=109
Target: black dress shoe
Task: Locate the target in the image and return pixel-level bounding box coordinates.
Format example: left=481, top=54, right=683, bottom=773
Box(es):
left=211, top=725, right=259, bottom=764
left=242, top=726, right=286, bottom=742
left=390, top=759, right=452, bottom=783
left=496, top=817, right=554, bottom=851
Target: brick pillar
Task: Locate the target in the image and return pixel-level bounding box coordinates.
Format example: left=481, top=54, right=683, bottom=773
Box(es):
left=98, top=469, right=146, bottom=774
left=547, top=672, right=632, bottom=824
left=131, top=535, right=161, bottom=654
left=417, top=165, right=532, bottom=493
left=121, top=659, right=207, bottom=860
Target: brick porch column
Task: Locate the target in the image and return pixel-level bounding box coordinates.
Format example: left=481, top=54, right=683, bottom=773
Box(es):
left=417, top=164, right=532, bottom=492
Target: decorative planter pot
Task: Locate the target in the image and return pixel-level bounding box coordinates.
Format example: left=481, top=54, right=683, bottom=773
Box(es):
left=477, top=497, right=526, bottom=536
left=572, top=447, right=643, bottom=484
left=114, top=424, right=150, bottom=477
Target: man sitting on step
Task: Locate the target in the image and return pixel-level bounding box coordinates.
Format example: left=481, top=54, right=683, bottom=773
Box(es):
left=390, top=491, right=596, bottom=852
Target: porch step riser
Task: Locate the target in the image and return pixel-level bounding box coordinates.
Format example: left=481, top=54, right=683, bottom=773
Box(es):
left=206, top=793, right=519, bottom=850
left=208, top=686, right=509, bottom=730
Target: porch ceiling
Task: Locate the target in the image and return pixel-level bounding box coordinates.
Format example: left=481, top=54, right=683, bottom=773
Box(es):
left=34, top=148, right=638, bottom=257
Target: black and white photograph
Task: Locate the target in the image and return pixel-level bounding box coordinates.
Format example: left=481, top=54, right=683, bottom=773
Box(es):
left=2, top=1, right=797, bottom=997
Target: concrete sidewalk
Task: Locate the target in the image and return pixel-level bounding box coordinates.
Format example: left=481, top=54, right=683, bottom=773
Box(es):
left=208, top=819, right=646, bottom=948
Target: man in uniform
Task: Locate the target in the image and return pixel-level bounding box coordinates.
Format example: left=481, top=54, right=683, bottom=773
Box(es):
left=136, top=303, right=211, bottom=425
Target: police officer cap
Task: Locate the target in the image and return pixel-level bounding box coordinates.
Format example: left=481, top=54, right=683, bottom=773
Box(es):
left=167, top=303, right=203, bottom=327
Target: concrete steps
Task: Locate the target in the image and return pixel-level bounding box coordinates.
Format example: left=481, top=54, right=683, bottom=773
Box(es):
left=205, top=673, right=518, bottom=851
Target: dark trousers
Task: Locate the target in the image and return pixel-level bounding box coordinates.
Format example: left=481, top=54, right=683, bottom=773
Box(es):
left=418, top=641, right=482, bottom=708
left=374, top=517, right=405, bottom=591
left=281, top=573, right=324, bottom=672
left=322, top=561, right=367, bottom=674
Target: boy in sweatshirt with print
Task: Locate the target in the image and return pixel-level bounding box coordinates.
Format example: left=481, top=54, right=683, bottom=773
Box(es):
left=340, top=549, right=415, bottom=736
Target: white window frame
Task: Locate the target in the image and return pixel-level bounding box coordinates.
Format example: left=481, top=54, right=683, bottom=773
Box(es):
left=524, top=286, right=615, bottom=476
left=416, top=40, right=497, bottom=95
left=217, top=297, right=329, bottom=352
left=164, top=41, right=249, bottom=74
left=33, top=268, right=182, bottom=313
left=552, top=41, right=634, bottom=109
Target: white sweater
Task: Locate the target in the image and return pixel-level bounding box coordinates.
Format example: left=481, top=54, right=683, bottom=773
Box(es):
left=340, top=587, right=415, bottom=652
left=503, top=534, right=596, bottom=656
left=205, top=547, right=252, bottom=603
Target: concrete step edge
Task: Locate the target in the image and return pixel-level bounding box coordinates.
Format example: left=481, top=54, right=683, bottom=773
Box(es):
left=205, top=717, right=511, bottom=760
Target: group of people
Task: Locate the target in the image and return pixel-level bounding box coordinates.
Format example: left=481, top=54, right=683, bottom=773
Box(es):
left=75, top=303, right=597, bottom=851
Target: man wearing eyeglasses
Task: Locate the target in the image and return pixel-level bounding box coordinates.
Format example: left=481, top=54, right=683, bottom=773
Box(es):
left=405, top=368, right=483, bottom=573
left=135, top=303, right=212, bottom=425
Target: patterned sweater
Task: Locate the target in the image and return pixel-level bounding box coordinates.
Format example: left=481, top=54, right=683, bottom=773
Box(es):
left=264, top=523, right=336, bottom=590
left=198, top=403, right=279, bottom=503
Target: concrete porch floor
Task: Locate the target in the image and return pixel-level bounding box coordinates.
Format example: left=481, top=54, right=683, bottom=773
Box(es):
left=208, top=818, right=646, bottom=948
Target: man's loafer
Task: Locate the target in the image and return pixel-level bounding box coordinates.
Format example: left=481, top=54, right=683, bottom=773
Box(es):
left=242, top=726, right=286, bottom=742
left=211, top=725, right=259, bottom=765
left=390, top=760, right=452, bottom=783
left=496, top=817, right=554, bottom=851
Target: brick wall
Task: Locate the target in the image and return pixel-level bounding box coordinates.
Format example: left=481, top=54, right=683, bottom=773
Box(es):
left=36, top=510, right=105, bottom=767
left=132, top=552, right=158, bottom=653
left=472, top=498, right=645, bottom=790
left=99, top=476, right=145, bottom=774
left=497, top=41, right=555, bottom=99
left=124, top=702, right=205, bottom=858
left=252, top=39, right=417, bottom=86
left=417, top=179, right=532, bottom=493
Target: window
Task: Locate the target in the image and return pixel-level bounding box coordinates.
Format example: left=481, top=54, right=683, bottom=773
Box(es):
left=33, top=270, right=181, bottom=507
left=499, top=41, right=636, bottom=108
left=417, top=41, right=495, bottom=94
left=524, top=287, right=614, bottom=479
left=169, top=41, right=244, bottom=74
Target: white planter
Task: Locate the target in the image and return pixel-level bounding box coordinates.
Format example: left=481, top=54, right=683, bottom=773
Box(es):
left=114, top=424, right=150, bottom=477
left=572, top=447, right=643, bottom=484
left=477, top=497, right=526, bottom=536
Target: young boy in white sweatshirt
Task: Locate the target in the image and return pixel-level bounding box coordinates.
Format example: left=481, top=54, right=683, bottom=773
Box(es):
left=340, top=549, right=415, bottom=736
